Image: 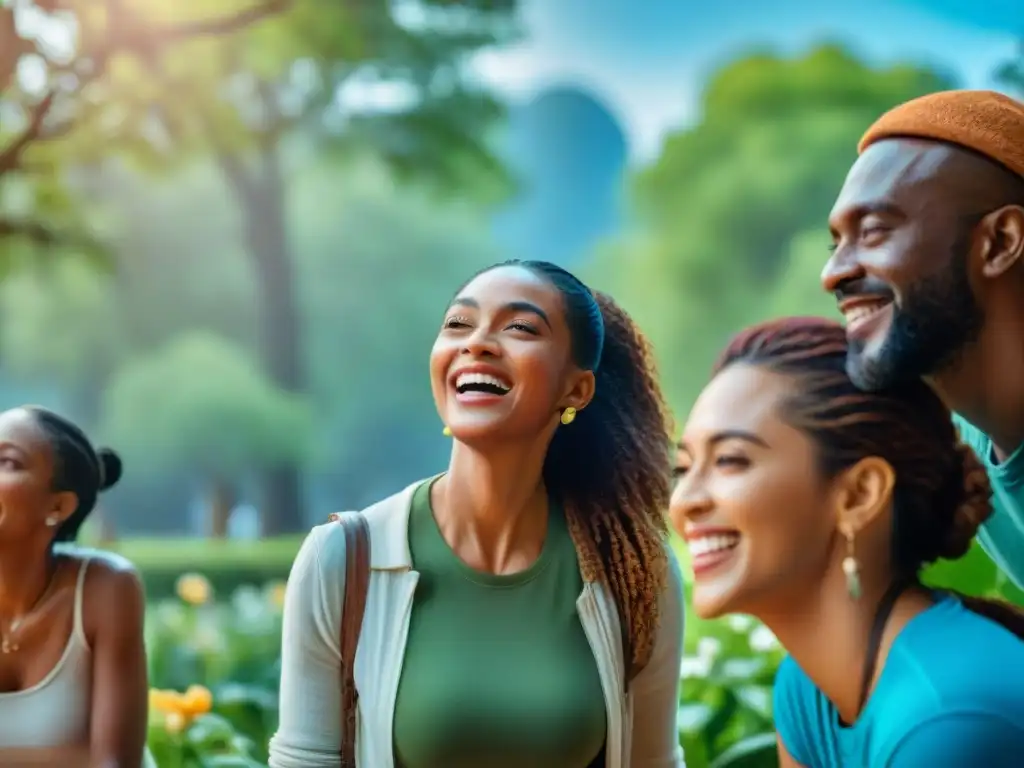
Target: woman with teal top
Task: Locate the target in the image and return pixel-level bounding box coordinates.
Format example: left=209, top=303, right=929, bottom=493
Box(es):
left=270, top=260, right=686, bottom=767
left=671, top=317, right=1024, bottom=767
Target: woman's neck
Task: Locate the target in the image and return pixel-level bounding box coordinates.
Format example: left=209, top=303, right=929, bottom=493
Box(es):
left=0, top=544, right=56, bottom=617
left=434, top=440, right=550, bottom=573
left=756, top=572, right=932, bottom=725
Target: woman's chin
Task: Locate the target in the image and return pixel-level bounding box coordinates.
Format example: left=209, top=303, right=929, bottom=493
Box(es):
left=691, top=584, right=740, bottom=621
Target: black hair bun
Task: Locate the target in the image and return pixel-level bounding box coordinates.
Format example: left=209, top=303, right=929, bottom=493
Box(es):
left=97, top=448, right=123, bottom=491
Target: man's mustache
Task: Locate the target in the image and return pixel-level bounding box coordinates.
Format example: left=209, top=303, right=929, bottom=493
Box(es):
left=833, top=277, right=896, bottom=305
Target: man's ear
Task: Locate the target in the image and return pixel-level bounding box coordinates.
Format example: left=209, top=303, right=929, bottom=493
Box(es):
left=833, top=456, right=896, bottom=538
left=979, top=205, right=1024, bottom=279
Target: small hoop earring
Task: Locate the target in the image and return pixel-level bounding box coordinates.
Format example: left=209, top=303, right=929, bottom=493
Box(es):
left=842, top=529, right=862, bottom=600
left=442, top=425, right=452, bottom=437
left=560, top=407, right=577, bottom=426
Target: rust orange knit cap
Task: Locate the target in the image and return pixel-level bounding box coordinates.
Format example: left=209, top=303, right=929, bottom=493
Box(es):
left=858, top=89, right=1024, bottom=178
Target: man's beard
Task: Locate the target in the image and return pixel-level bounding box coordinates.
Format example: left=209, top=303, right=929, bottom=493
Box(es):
left=847, top=248, right=983, bottom=391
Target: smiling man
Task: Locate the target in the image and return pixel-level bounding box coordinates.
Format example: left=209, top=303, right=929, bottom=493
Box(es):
left=821, top=89, right=1024, bottom=587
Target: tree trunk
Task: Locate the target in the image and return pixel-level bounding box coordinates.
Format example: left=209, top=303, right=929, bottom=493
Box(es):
left=219, top=141, right=306, bottom=535
left=208, top=478, right=236, bottom=539
left=94, top=506, right=117, bottom=546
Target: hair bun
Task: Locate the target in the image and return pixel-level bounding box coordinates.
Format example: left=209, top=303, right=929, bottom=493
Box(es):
left=936, top=443, right=993, bottom=560
left=97, top=448, right=123, bottom=491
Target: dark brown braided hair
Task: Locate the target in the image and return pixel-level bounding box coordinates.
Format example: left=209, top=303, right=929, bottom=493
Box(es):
left=465, top=260, right=674, bottom=680
left=714, top=316, right=1024, bottom=637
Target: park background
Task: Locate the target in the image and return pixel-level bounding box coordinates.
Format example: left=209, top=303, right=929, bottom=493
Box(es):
left=3, top=0, right=1023, bottom=765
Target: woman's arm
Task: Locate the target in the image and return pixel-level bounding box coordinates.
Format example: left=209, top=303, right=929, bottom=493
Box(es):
left=777, top=734, right=805, bottom=768
left=629, top=551, right=686, bottom=767
left=87, top=559, right=149, bottom=767
left=269, top=523, right=349, bottom=768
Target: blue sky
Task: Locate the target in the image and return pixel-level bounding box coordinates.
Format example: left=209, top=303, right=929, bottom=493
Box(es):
left=474, top=0, right=1022, bottom=163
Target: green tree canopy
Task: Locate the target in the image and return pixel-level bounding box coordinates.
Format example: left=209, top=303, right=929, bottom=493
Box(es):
left=98, top=330, right=310, bottom=479
left=586, top=44, right=957, bottom=415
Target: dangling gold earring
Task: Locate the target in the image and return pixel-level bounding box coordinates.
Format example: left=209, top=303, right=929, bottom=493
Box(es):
left=560, top=407, right=576, bottom=426
left=842, top=529, right=862, bottom=600
left=442, top=425, right=452, bottom=437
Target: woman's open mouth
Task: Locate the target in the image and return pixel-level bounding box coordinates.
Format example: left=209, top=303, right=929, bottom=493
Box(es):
left=452, top=370, right=512, bottom=405
left=687, top=532, right=741, bottom=577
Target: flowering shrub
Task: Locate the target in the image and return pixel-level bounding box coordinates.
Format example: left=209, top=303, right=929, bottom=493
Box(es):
left=146, top=574, right=285, bottom=767
left=679, top=612, right=782, bottom=767
left=145, top=571, right=783, bottom=768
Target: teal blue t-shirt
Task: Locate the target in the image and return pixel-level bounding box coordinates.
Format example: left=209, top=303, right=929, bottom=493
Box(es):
left=774, top=595, right=1024, bottom=767
left=954, top=413, right=1024, bottom=589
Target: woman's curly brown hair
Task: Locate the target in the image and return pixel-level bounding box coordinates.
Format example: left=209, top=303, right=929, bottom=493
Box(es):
left=482, top=260, right=674, bottom=682
left=715, top=316, right=1024, bottom=638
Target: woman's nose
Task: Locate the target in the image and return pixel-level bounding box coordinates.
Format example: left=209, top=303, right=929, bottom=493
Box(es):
left=461, top=326, right=501, bottom=357
left=668, top=475, right=714, bottom=533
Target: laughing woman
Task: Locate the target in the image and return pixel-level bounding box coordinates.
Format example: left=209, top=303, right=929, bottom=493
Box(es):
left=0, top=406, right=151, bottom=768
left=269, top=260, right=685, bottom=768
left=671, top=317, right=1024, bottom=768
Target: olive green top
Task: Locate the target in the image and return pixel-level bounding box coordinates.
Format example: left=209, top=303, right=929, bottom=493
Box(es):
left=392, top=479, right=607, bottom=768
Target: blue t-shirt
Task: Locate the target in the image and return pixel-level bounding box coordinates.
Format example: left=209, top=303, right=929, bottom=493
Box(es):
left=954, top=414, right=1024, bottom=589
left=774, top=595, right=1024, bottom=767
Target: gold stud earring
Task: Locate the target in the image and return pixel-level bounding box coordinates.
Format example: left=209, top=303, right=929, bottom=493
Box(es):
left=842, top=529, right=861, bottom=600
left=45, top=516, right=58, bottom=528
left=560, top=407, right=576, bottom=426
left=442, top=425, right=452, bottom=437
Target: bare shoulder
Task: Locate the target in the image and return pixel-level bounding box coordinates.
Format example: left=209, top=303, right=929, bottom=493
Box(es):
left=60, top=548, right=145, bottom=637
left=77, top=549, right=144, bottom=591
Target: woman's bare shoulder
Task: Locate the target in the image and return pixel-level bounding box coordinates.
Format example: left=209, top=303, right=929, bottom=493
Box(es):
left=58, top=548, right=145, bottom=638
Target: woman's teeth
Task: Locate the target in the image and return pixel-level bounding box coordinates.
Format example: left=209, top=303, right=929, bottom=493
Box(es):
left=455, top=372, right=510, bottom=393
left=688, top=534, right=740, bottom=558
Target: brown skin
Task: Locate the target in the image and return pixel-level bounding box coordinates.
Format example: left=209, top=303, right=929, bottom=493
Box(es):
left=671, top=365, right=933, bottom=732
left=822, top=138, right=1024, bottom=457
left=0, top=409, right=147, bottom=767
left=428, top=265, right=594, bottom=575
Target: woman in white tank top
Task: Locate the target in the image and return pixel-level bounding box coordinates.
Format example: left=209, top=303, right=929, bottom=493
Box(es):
left=0, top=406, right=151, bottom=767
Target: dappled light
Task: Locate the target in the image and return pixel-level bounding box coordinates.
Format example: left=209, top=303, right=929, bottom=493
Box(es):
left=1, top=1, right=1022, bottom=766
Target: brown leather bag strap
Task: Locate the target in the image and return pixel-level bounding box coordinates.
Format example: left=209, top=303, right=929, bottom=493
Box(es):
left=329, top=511, right=371, bottom=768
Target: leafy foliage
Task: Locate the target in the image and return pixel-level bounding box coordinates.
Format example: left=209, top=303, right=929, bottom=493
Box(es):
left=586, top=44, right=957, bottom=417
left=98, top=331, right=311, bottom=478
left=0, top=0, right=290, bottom=265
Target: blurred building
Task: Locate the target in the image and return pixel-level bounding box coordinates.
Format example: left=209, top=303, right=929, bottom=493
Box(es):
left=491, top=85, right=629, bottom=266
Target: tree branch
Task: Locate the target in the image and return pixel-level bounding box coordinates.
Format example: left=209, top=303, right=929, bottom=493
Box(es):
left=0, top=0, right=293, bottom=176
left=0, top=216, right=103, bottom=256
left=157, top=0, right=292, bottom=44
left=0, top=91, right=57, bottom=174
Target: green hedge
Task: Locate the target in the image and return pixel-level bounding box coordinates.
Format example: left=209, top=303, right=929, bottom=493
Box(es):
left=107, top=529, right=1020, bottom=605
left=103, top=536, right=305, bottom=599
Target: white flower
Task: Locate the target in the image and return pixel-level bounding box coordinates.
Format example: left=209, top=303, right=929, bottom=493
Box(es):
left=680, top=654, right=712, bottom=679
left=749, top=624, right=780, bottom=652
left=727, top=615, right=755, bottom=633
left=697, top=636, right=722, bottom=663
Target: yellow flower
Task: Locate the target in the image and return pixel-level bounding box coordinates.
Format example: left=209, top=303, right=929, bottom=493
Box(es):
left=149, top=685, right=213, bottom=732
left=175, top=573, right=212, bottom=605
left=149, top=688, right=183, bottom=715
left=180, top=685, right=213, bottom=717
left=164, top=711, right=187, bottom=734
left=268, top=581, right=287, bottom=610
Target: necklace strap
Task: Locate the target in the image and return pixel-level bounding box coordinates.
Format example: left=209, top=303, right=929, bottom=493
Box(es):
left=856, top=579, right=911, bottom=715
